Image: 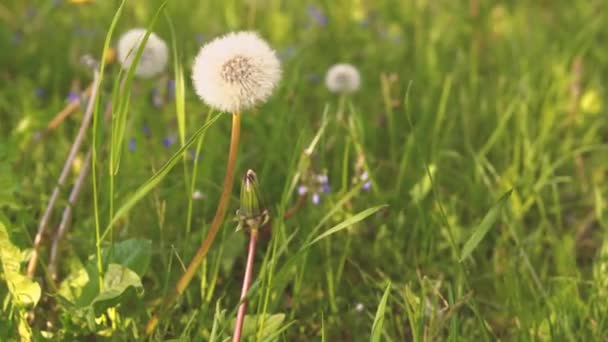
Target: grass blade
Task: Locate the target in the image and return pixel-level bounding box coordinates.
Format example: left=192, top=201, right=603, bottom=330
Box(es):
left=100, top=113, right=221, bottom=241
left=370, top=282, right=391, bottom=342
left=307, top=205, right=387, bottom=248
left=459, top=190, right=513, bottom=262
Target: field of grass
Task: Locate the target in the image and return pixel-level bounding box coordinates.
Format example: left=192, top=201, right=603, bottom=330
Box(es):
left=1, top=0, right=608, bottom=340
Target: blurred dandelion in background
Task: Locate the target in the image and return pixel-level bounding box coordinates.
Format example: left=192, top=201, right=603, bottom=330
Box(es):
left=117, top=28, right=168, bottom=78
left=325, top=63, right=361, bottom=94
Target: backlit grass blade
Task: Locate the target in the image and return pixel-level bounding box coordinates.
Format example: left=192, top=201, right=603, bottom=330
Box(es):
left=370, top=282, right=391, bottom=342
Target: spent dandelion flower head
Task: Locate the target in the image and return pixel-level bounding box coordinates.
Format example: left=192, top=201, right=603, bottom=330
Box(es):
left=325, top=63, right=361, bottom=94
left=191, top=31, right=282, bottom=113
left=117, top=28, right=168, bottom=78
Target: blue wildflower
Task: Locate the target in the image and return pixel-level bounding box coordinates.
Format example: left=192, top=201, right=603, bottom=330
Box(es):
left=66, top=91, right=80, bottom=103
left=162, top=134, right=177, bottom=148
left=142, top=124, right=151, bottom=138
left=128, top=138, right=136, bottom=152
left=167, top=79, right=175, bottom=100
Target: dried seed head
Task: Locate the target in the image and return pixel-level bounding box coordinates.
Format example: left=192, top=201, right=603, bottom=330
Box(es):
left=117, top=28, right=168, bottom=78
left=325, top=63, right=361, bottom=94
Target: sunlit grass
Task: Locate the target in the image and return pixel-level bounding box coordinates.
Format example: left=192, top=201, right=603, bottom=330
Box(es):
left=1, top=0, right=607, bottom=340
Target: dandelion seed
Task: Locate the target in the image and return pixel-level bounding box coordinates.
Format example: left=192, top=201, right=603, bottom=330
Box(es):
left=192, top=190, right=205, bottom=200
left=117, top=28, right=168, bottom=78
left=191, top=31, right=282, bottom=113
left=355, top=302, right=365, bottom=313
left=325, top=63, right=361, bottom=94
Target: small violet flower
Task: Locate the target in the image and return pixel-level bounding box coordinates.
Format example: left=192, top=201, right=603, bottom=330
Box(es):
left=162, top=134, right=177, bottom=148
left=307, top=6, right=327, bottom=27
left=128, top=138, right=136, bottom=152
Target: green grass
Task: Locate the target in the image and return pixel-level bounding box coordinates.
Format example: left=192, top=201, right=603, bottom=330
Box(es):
left=1, top=0, right=608, bottom=340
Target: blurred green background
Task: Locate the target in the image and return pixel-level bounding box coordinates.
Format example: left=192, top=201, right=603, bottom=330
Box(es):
left=1, top=0, right=607, bottom=340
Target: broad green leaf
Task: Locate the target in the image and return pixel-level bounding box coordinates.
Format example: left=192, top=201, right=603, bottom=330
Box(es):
left=101, top=239, right=152, bottom=276
left=90, top=264, right=144, bottom=316
left=77, top=239, right=151, bottom=307
left=0, top=219, right=41, bottom=308
left=235, top=313, right=285, bottom=340
left=459, top=190, right=513, bottom=262
left=370, top=282, right=391, bottom=342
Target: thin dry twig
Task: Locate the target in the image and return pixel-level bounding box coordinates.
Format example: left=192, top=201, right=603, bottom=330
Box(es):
left=26, top=71, right=100, bottom=278
left=47, top=148, right=92, bottom=282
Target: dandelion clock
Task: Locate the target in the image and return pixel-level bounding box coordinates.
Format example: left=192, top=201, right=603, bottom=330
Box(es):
left=117, top=28, right=168, bottom=78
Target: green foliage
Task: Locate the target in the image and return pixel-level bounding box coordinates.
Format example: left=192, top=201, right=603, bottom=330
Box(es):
left=1, top=0, right=608, bottom=340
left=460, top=190, right=513, bottom=262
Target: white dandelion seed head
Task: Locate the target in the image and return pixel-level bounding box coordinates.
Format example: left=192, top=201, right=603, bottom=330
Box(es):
left=117, top=28, right=168, bottom=78
left=325, top=63, right=361, bottom=94
left=191, top=31, right=282, bottom=113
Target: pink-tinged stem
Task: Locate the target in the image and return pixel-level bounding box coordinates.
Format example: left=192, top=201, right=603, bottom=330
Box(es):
left=27, top=71, right=100, bottom=279
left=233, top=229, right=259, bottom=342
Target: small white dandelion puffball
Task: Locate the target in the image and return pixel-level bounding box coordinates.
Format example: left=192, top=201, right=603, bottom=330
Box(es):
left=325, top=63, right=361, bottom=94
left=191, top=31, right=282, bottom=113
left=117, top=28, right=168, bottom=78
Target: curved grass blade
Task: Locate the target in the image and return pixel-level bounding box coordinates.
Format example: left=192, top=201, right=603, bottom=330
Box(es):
left=459, top=190, right=513, bottom=262
left=370, top=282, right=391, bottom=342
left=100, top=113, right=221, bottom=241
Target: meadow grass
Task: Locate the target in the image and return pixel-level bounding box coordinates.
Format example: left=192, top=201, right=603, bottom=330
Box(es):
left=1, top=0, right=608, bottom=340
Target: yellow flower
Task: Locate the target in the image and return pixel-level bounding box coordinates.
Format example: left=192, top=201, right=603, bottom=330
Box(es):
left=580, top=89, right=603, bottom=115
left=104, top=48, right=116, bottom=65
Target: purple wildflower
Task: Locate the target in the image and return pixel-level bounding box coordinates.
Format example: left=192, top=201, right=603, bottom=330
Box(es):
left=162, top=134, right=177, bottom=148
left=128, top=138, right=136, bottom=152
left=167, top=79, right=175, bottom=100
left=312, top=193, right=321, bottom=205
left=307, top=6, right=328, bottom=27
left=142, top=124, right=151, bottom=138
left=322, top=183, right=331, bottom=193
left=66, top=91, right=80, bottom=103
left=298, top=185, right=308, bottom=196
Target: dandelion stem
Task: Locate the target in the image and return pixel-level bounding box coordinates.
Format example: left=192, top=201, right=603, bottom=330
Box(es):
left=27, top=71, right=100, bottom=279
left=146, top=112, right=241, bottom=335
left=233, top=228, right=258, bottom=342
